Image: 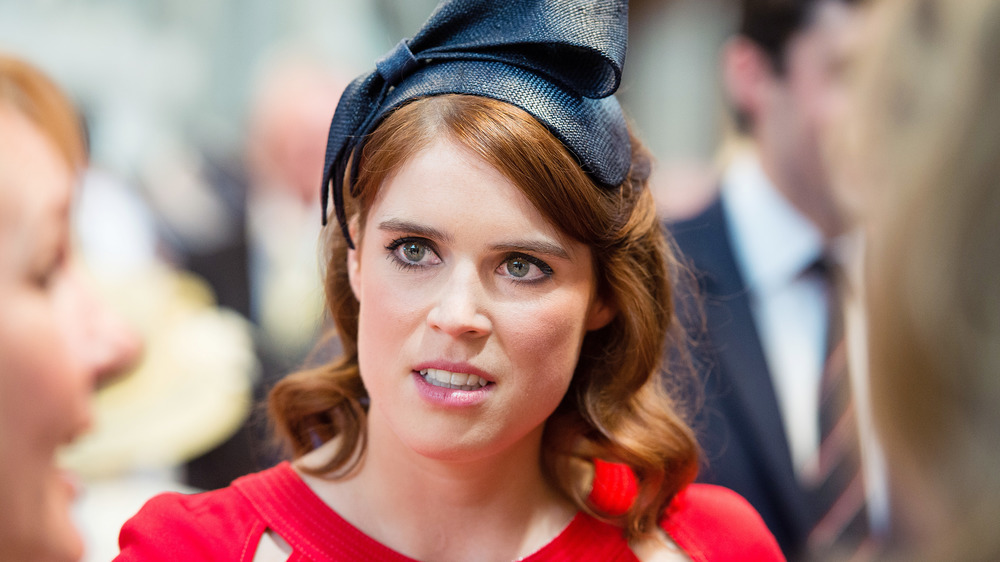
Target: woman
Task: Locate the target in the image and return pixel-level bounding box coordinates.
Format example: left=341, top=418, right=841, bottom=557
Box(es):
left=0, top=54, right=140, bottom=561
left=839, top=0, right=1000, bottom=559
left=117, top=1, right=783, bottom=560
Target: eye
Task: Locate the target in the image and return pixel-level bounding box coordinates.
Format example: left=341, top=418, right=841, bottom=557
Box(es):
left=386, top=237, right=441, bottom=268
left=506, top=257, right=531, bottom=278
left=498, top=254, right=552, bottom=283
left=401, top=241, right=426, bottom=262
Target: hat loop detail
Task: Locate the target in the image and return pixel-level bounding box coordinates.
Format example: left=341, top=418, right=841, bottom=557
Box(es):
left=375, top=40, right=419, bottom=87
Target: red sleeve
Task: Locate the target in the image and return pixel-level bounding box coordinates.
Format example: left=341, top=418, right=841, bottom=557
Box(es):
left=662, top=484, right=785, bottom=562
left=115, top=488, right=265, bottom=562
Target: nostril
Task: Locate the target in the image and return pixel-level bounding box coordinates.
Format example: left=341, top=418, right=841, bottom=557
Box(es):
left=93, top=314, right=144, bottom=389
left=426, top=304, right=492, bottom=337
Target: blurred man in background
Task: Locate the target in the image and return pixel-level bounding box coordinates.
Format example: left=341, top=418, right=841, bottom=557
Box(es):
left=668, top=0, right=882, bottom=558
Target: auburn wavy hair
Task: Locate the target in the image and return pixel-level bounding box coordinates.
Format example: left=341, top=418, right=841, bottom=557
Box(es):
left=270, top=94, right=699, bottom=539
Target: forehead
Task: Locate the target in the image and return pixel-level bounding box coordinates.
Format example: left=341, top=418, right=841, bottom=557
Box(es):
left=0, top=105, right=72, bottom=206
left=370, top=138, right=558, bottom=234
left=0, top=105, right=73, bottom=253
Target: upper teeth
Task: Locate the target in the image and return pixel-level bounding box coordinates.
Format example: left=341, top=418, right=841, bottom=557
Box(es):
left=419, top=368, right=489, bottom=390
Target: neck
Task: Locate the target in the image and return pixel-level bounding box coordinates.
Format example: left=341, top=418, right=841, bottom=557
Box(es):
left=296, top=412, right=575, bottom=562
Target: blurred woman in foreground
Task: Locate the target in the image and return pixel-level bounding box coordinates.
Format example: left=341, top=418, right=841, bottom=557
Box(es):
left=0, top=54, right=139, bottom=561
left=841, top=0, right=1000, bottom=558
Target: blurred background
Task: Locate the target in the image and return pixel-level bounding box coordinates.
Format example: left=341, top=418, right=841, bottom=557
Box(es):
left=1, top=0, right=733, bottom=226
left=1, top=0, right=735, bottom=559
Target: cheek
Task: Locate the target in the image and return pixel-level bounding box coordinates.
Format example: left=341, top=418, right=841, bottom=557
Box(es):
left=0, top=298, right=84, bottom=561
left=498, top=294, right=590, bottom=388
left=788, top=71, right=835, bottom=137
left=0, top=299, right=77, bottom=440
left=355, top=268, right=428, bottom=379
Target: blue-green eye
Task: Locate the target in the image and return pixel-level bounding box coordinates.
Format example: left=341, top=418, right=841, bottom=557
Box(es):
left=386, top=237, right=441, bottom=269
left=401, top=241, right=426, bottom=262
left=498, top=254, right=552, bottom=282
left=506, top=258, right=531, bottom=278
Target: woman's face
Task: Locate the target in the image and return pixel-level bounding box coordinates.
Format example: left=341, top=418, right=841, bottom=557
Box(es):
left=0, top=105, right=133, bottom=561
left=348, top=138, right=613, bottom=463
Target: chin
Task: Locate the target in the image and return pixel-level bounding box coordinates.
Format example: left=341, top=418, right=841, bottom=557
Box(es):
left=2, top=464, right=84, bottom=561
left=389, top=422, right=488, bottom=462
left=406, top=435, right=488, bottom=462
left=38, top=469, right=86, bottom=562
left=4, top=528, right=83, bottom=562
left=50, top=516, right=85, bottom=562
left=405, top=424, right=540, bottom=465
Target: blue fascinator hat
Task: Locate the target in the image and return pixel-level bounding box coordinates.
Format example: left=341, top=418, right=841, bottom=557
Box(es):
left=322, top=0, right=631, bottom=247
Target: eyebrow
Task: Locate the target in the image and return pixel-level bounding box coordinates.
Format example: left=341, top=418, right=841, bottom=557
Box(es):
left=491, top=241, right=569, bottom=260
left=378, top=219, right=453, bottom=243
left=377, top=218, right=570, bottom=260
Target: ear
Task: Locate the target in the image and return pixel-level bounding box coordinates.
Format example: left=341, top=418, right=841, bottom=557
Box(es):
left=584, top=295, right=617, bottom=332
left=721, top=37, right=776, bottom=129
left=346, top=221, right=362, bottom=300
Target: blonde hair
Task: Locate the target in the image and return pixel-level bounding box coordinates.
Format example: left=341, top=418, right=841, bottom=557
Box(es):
left=0, top=54, right=86, bottom=171
left=850, top=0, right=1000, bottom=558
left=271, top=94, right=699, bottom=540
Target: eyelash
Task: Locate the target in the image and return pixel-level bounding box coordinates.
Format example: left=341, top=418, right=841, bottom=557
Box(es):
left=502, top=253, right=554, bottom=280
left=385, top=237, right=438, bottom=271
left=383, top=237, right=554, bottom=282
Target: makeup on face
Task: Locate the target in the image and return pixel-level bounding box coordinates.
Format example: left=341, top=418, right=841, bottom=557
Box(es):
left=349, top=138, right=605, bottom=462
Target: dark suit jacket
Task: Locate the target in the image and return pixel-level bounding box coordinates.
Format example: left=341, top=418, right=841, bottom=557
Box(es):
left=669, top=197, right=816, bottom=558
left=181, top=156, right=288, bottom=490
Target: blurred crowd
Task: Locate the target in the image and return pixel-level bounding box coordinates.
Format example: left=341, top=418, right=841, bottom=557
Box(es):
left=1, top=0, right=998, bottom=560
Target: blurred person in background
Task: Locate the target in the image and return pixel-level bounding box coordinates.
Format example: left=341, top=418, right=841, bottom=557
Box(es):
left=835, top=0, right=1000, bottom=558
left=666, top=0, right=882, bottom=557
left=183, top=53, right=348, bottom=491
left=0, top=53, right=140, bottom=561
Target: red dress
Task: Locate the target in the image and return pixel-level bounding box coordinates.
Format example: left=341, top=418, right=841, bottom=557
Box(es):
left=116, top=461, right=783, bottom=561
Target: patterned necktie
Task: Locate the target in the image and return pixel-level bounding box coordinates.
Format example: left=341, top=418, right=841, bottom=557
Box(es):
left=806, top=257, right=872, bottom=559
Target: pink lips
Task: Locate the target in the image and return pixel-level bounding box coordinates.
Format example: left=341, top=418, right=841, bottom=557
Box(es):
left=412, top=361, right=495, bottom=383
left=411, top=361, right=495, bottom=408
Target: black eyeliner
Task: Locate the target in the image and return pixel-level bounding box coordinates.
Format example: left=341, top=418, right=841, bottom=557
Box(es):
left=513, top=253, right=553, bottom=275
left=385, top=236, right=437, bottom=270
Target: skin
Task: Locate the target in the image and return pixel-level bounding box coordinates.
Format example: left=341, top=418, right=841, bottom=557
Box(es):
left=725, top=0, right=860, bottom=239
left=0, top=104, right=140, bottom=561
left=823, top=3, right=879, bottom=223
left=288, top=138, right=622, bottom=562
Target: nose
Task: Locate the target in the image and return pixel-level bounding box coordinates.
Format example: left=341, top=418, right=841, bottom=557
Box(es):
left=87, top=294, right=143, bottom=387
left=66, top=266, right=143, bottom=387
left=426, top=262, right=492, bottom=338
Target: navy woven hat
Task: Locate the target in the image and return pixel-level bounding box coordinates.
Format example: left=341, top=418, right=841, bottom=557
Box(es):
left=322, top=0, right=631, bottom=246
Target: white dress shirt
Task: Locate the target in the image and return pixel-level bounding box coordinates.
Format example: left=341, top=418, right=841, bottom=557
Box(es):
left=719, top=150, right=890, bottom=534
left=720, top=152, right=829, bottom=482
